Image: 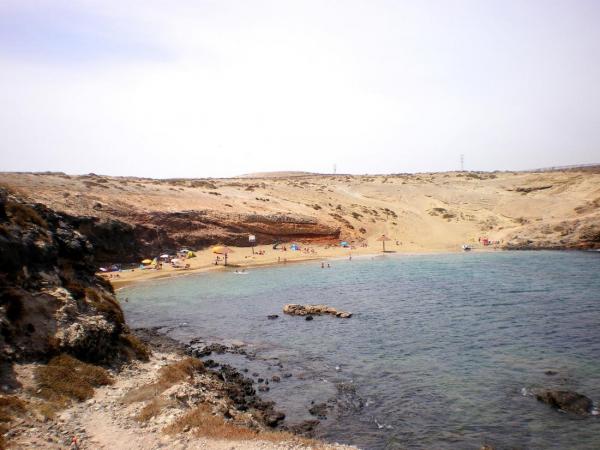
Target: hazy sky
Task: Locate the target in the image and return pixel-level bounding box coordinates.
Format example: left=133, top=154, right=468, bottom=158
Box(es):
left=1, top=1, right=599, bottom=177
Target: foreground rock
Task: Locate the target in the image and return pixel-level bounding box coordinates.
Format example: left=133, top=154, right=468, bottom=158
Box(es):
left=283, top=304, right=352, bottom=318
left=6, top=334, right=355, bottom=450
left=535, top=389, right=594, bottom=415
left=0, top=188, right=143, bottom=364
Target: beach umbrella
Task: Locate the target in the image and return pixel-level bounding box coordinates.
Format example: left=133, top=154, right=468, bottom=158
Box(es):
left=141, top=259, right=152, bottom=265
left=376, top=234, right=391, bottom=252
left=212, top=245, right=234, bottom=265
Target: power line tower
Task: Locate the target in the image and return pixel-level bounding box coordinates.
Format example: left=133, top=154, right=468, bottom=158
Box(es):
left=460, top=154, right=464, bottom=171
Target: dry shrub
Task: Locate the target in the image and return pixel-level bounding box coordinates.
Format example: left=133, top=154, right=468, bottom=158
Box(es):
left=136, top=397, right=176, bottom=422
left=122, top=358, right=204, bottom=404
left=120, top=334, right=151, bottom=361
left=0, top=395, right=27, bottom=423
left=165, top=404, right=258, bottom=439
left=121, top=382, right=162, bottom=404
left=165, top=404, right=321, bottom=447
left=5, top=202, right=47, bottom=228
left=84, top=287, right=125, bottom=324
left=35, top=402, right=61, bottom=420
left=158, top=358, right=204, bottom=384
left=34, top=354, right=113, bottom=405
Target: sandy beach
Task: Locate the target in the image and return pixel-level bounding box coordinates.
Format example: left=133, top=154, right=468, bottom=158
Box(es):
left=106, top=241, right=488, bottom=290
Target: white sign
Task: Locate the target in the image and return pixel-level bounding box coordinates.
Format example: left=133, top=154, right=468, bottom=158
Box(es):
left=249, top=235, right=256, bottom=242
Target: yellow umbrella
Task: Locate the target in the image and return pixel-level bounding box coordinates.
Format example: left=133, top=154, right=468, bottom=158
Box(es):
left=212, top=246, right=233, bottom=255
left=141, top=259, right=152, bottom=264
left=212, top=246, right=233, bottom=265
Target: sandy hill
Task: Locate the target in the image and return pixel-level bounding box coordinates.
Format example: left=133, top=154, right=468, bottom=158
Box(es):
left=237, top=171, right=320, bottom=178
left=0, top=170, right=598, bottom=262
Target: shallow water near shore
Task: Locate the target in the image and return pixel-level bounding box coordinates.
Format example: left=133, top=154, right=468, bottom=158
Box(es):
left=120, top=251, right=600, bottom=449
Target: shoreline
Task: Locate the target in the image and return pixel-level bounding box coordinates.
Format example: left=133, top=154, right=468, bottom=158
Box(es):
left=109, top=245, right=597, bottom=291
left=107, top=243, right=501, bottom=290
left=9, top=327, right=356, bottom=450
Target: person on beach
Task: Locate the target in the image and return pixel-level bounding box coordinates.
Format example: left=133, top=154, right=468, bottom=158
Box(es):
left=321, top=262, right=324, bottom=268
left=327, top=263, right=331, bottom=268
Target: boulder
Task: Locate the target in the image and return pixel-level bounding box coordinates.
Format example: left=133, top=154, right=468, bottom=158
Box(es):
left=308, top=402, right=328, bottom=419
left=535, top=390, right=593, bottom=415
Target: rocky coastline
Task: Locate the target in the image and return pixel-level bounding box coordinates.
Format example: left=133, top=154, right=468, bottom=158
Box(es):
left=3, top=325, right=355, bottom=449
left=0, top=188, right=352, bottom=449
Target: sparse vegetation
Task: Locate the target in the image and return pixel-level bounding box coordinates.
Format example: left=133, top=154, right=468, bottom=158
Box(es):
left=136, top=397, right=176, bottom=422
left=122, top=358, right=204, bottom=404
left=34, top=354, right=113, bottom=412
left=120, top=334, right=151, bottom=361
left=189, top=180, right=217, bottom=189
left=84, top=286, right=125, bottom=324
left=0, top=395, right=27, bottom=447
left=164, top=403, right=319, bottom=446
left=82, top=180, right=109, bottom=189
left=6, top=202, right=47, bottom=227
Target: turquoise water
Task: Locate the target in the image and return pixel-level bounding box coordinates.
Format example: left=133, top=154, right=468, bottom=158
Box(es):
left=120, top=251, right=600, bottom=449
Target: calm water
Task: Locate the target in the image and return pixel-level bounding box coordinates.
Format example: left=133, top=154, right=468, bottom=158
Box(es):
left=120, top=251, right=600, bottom=449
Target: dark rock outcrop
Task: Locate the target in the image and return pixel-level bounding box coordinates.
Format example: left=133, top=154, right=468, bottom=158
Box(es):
left=61, top=210, right=341, bottom=264
left=283, top=304, right=352, bottom=318
left=0, top=188, right=142, bottom=364
left=535, top=389, right=594, bottom=415
left=308, top=402, right=329, bottom=419
left=283, top=419, right=321, bottom=436
left=217, top=364, right=285, bottom=427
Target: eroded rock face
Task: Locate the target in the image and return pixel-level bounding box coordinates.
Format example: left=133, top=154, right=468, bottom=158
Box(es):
left=61, top=210, right=341, bottom=264
left=283, top=304, right=352, bottom=318
left=535, top=390, right=594, bottom=415
left=0, top=189, right=137, bottom=363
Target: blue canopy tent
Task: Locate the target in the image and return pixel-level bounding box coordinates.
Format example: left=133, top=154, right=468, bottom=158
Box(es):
left=340, top=241, right=350, bottom=248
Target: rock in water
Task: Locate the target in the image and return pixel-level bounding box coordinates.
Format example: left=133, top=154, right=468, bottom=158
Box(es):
left=308, top=402, right=328, bottom=419
left=267, top=314, right=279, bottom=320
left=535, top=390, right=593, bottom=415
left=283, top=304, right=352, bottom=318
left=305, top=315, right=314, bottom=321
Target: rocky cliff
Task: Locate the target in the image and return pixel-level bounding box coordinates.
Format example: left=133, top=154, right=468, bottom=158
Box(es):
left=0, top=188, right=143, bottom=364
left=65, top=210, right=340, bottom=264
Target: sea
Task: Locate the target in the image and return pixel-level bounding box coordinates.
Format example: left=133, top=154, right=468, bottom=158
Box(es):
left=119, top=251, right=600, bottom=449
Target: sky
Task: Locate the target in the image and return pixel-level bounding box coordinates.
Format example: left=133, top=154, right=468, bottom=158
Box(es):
left=0, top=0, right=599, bottom=178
